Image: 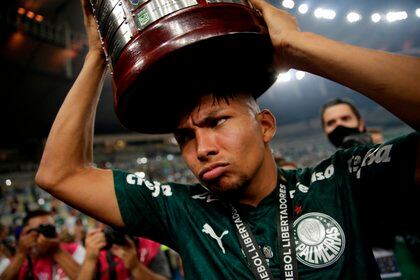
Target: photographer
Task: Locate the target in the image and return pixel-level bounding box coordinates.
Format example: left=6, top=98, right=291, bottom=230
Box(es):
left=77, top=227, right=169, bottom=280
left=0, top=210, right=83, bottom=280
left=320, top=98, right=420, bottom=278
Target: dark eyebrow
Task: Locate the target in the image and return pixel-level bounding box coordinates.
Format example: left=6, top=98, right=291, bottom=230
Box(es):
left=193, top=109, right=226, bottom=127
left=176, top=108, right=226, bottom=131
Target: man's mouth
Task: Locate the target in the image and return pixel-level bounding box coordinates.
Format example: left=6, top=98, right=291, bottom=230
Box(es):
left=199, top=163, right=229, bottom=181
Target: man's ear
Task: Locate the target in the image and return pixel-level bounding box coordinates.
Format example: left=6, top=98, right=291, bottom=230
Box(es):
left=257, top=109, right=277, bottom=143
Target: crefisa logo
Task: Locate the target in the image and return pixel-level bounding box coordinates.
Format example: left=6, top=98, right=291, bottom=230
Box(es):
left=293, top=212, right=345, bottom=268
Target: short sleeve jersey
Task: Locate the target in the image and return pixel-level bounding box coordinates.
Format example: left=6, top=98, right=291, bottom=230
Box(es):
left=114, top=133, right=419, bottom=279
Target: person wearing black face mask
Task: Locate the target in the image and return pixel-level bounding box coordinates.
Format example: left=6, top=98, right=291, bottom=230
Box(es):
left=321, top=98, right=372, bottom=148
left=320, top=98, right=420, bottom=279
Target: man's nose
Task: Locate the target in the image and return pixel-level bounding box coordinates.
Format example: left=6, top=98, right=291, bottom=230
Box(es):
left=335, top=119, right=344, bottom=126
left=330, top=119, right=343, bottom=131
left=196, top=130, right=218, bottom=161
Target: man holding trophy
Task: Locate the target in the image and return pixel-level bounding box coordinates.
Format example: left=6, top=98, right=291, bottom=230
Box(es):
left=35, top=0, right=420, bottom=279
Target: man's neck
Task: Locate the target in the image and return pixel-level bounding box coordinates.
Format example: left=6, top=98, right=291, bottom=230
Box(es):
left=238, top=154, right=278, bottom=207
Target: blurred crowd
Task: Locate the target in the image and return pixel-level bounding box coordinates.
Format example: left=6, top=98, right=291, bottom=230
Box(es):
left=0, top=121, right=416, bottom=279
left=0, top=195, right=183, bottom=280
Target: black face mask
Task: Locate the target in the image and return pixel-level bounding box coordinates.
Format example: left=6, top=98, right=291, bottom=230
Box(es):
left=327, top=125, right=361, bottom=148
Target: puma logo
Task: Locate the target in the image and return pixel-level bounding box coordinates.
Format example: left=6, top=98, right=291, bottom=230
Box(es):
left=202, top=223, right=229, bottom=254
left=192, top=192, right=219, bottom=203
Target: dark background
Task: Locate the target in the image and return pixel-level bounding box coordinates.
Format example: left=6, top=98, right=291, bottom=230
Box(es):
left=0, top=0, right=419, bottom=155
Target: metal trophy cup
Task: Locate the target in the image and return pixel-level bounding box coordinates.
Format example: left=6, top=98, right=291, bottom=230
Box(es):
left=90, top=0, right=276, bottom=133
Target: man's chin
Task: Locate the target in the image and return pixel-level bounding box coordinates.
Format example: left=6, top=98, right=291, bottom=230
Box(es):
left=202, top=176, right=248, bottom=198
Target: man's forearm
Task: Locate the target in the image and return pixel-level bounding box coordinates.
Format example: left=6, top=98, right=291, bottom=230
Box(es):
left=0, top=252, right=26, bottom=280
left=284, top=31, right=420, bottom=130
left=53, top=248, right=81, bottom=280
left=76, top=258, right=98, bottom=280
left=36, top=51, right=107, bottom=188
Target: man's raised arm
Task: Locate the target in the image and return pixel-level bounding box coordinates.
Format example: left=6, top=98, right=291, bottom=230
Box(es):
left=251, top=0, right=420, bottom=131
left=35, top=0, right=124, bottom=227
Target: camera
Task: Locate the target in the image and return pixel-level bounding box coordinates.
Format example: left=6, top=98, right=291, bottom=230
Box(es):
left=29, top=224, right=57, bottom=238
left=103, top=226, right=127, bottom=249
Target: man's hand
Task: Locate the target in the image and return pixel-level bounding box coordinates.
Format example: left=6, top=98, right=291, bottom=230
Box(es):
left=36, top=234, right=60, bottom=256
left=111, top=238, right=139, bottom=272
left=85, top=229, right=106, bottom=261
left=249, top=0, right=300, bottom=70
left=0, top=228, right=37, bottom=280
left=111, top=239, right=167, bottom=280
left=80, top=0, right=104, bottom=57
left=76, top=229, right=106, bottom=280
left=16, top=227, right=37, bottom=256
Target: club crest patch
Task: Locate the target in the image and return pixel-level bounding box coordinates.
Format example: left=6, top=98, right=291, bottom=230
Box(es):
left=293, top=212, right=345, bottom=268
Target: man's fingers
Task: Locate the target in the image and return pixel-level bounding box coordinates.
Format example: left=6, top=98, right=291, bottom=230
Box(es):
left=20, top=231, right=37, bottom=246
left=80, top=0, right=94, bottom=17
left=125, top=237, right=136, bottom=248
left=97, top=241, right=107, bottom=248
left=21, top=226, right=33, bottom=235
left=110, top=245, right=124, bottom=258
left=90, top=238, right=106, bottom=249
left=92, top=233, right=106, bottom=243
left=248, top=0, right=268, bottom=11
left=27, top=232, right=37, bottom=240
left=87, top=228, right=102, bottom=236
left=37, top=234, right=58, bottom=246
left=86, top=229, right=104, bottom=241
left=25, top=231, right=38, bottom=238
left=86, top=230, right=105, bottom=245
left=38, top=234, right=46, bottom=243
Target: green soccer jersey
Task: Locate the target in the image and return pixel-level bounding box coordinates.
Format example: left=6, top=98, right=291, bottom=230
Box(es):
left=113, top=133, right=419, bottom=279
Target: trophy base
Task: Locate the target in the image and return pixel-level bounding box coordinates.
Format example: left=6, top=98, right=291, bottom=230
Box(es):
left=113, top=4, right=275, bottom=133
